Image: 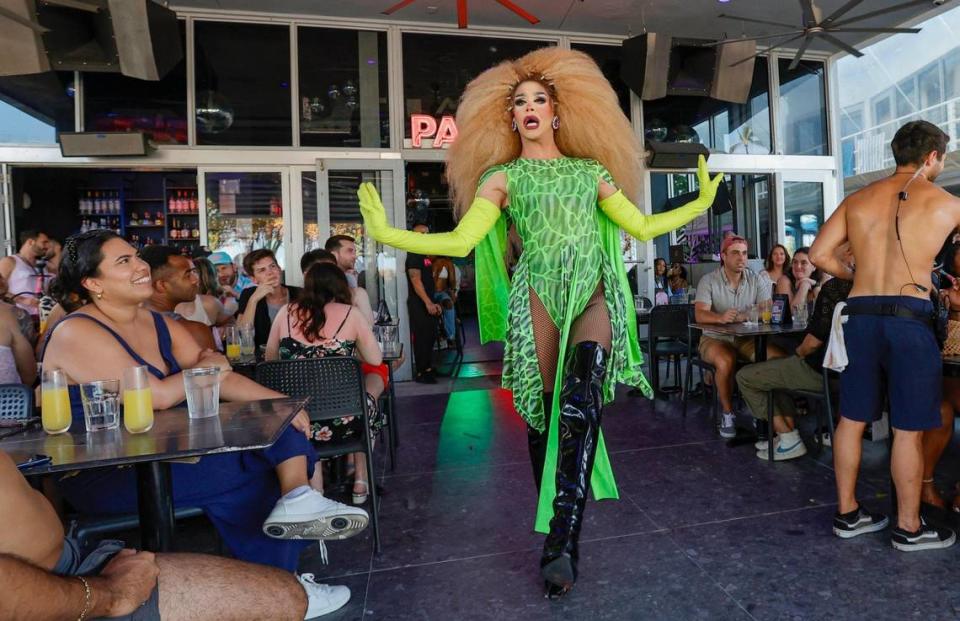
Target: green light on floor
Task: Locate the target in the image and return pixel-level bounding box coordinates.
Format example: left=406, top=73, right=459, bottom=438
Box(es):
left=436, top=389, right=497, bottom=468
left=455, top=363, right=487, bottom=378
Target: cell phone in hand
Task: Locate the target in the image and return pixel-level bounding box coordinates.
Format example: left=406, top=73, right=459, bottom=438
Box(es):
left=16, top=454, right=52, bottom=471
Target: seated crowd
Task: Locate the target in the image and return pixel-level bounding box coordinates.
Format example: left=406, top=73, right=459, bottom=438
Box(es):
left=1, top=231, right=392, bottom=619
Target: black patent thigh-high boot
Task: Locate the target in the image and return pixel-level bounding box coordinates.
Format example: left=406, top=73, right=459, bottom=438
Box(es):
left=527, top=393, right=552, bottom=493
left=540, top=342, right=607, bottom=599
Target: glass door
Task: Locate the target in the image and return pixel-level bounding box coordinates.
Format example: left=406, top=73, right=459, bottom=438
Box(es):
left=197, top=167, right=291, bottom=276
left=305, top=159, right=405, bottom=370
left=776, top=170, right=837, bottom=255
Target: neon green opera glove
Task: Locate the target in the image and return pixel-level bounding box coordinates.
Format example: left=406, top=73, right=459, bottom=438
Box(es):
left=599, top=155, right=725, bottom=241
left=357, top=182, right=501, bottom=257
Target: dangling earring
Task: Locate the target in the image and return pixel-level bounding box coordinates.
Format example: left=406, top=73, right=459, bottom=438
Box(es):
left=552, top=116, right=560, bottom=130
left=511, top=119, right=518, bottom=132
left=95, top=291, right=103, bottom=300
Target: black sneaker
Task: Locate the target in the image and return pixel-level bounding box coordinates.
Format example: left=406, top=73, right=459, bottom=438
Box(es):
left=833, top=504, right=889, bottom=539
left=891, top=519, right=956, bottom=552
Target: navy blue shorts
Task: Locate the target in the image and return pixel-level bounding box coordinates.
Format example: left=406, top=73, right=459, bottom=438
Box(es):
left=840, top=296, right=942, bottom=431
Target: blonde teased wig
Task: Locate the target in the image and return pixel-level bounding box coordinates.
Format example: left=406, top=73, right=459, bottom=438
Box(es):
left=447, top=47, right=642, bottom=219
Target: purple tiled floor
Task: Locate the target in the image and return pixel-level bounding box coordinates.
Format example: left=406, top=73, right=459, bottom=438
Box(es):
left=155, top=318, right=960, bottom=619
left=289, top=359, right=960, bottom=620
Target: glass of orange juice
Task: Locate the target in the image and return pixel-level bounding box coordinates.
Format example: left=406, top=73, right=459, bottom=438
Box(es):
left=122, top=365, right=154, bottom=434
left=41, top=368, right=72, bottom=434
left=760, top=300, right=773, bottom=324
left=224, top=326, right=241, bottom=363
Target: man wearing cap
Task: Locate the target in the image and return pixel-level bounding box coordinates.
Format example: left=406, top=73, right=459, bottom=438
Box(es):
left=209, top=251, right=253, bottom=301
left=694, top=235, right=778, bottom=438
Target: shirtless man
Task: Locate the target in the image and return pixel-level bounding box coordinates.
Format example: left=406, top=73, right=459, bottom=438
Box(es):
left=811, top=120, right=959, bottom=552
left=0, top=451, right=347, bottom=620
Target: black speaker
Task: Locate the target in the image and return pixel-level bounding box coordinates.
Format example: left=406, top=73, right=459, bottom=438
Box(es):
left=710, top=41, right=757, bottom=104
left=646, top=140, right=710, bottom=169
left=38, top=1, right=120, bottom=74
left=0, top=0, right=51, bottom=76
left=0, top=0, right=182, bottom=80
left=59, top=131, right=151, bottom=156
left=620, top=33, right=672, bottom=101
left=108, top=0, right=182, bottom=81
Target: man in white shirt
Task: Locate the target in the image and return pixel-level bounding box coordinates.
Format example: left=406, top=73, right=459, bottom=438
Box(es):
left=694, top=235, right=779, bottom=438
left=0, top=230, right=52, bottom=315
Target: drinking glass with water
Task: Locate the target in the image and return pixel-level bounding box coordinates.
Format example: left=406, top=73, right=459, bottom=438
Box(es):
left=80, top=380, right=121, bottom=432
left=183, top=367, right=221, bottom=419
left=239, top=325, right=256, bottom=362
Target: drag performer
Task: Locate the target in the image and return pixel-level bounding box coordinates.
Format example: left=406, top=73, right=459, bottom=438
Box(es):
left=358, top=47, right=722, bottom=597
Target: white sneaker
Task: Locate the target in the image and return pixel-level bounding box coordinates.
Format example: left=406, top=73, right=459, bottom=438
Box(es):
left=757, top=433, right=807, bottom=461
left=718, top=412, right=737, bottom=439
left=755, top=436, right=773, bottom=451
left=263, top=488, right=369, bottom=540
left=299, top=573, right=350, bottom=618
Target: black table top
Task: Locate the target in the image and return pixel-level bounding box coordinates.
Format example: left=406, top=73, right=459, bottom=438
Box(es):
left=689, top=322, right=807, bottom=337
left=2, top=397, right=308, bottom=475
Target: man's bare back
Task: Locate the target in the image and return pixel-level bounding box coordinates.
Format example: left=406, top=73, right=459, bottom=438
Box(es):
left=0, top=451, right=65, bottom=569
left=813, top=175, right=960, bottom=298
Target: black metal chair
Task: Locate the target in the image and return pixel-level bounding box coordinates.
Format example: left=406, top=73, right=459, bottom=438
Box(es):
left=642, top=304, right=691, bottom=397
left=256, top=357, right=381, bottom=553
left=683, top=306, right=719, bottom=420
left=765, top=368, right=837, bottom=462
left=73, top=507, right=208, bottom=552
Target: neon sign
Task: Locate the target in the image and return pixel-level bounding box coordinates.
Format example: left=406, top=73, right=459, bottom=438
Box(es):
left=409, top=114, right=458, bottom=149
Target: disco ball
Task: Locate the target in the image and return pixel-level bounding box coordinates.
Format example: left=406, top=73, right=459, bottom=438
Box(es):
left=645, top=118, right=668, bottom=142
left=195, top=91, right=234, bottom=134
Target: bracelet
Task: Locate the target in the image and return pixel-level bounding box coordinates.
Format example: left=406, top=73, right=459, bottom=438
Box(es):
left=77, top=576, right=91, bottom=621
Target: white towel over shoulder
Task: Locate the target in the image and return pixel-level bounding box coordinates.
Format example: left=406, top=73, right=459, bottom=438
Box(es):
left=824, top=301, right=848, bottom=372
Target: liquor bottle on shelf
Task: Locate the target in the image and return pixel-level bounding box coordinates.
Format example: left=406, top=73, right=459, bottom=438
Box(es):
left=188, top=191, right=197, bottom=213
left=168, top=191, right=176, bottom=214
left=113, top=192, right=120, bottom=214
left=155, top=212, right=163, bottom=226
left=170, top=220, right=179, bottom=239
left=191, top=224, right=199, bottom=239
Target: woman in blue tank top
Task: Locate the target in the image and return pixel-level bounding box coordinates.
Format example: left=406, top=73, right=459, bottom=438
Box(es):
left=42, top=231, right=369, bottom=572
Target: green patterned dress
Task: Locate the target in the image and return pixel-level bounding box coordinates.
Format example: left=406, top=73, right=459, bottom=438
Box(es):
left=473, top=157, right=651, bottom=533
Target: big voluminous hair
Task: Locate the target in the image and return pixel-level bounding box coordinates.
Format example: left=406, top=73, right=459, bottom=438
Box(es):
left=447, top=47, right=642, bottom=218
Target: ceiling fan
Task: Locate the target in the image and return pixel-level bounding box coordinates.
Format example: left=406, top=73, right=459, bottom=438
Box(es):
left=714, top=0, right=926, bottom=69
left=381, top=0, right=539, bottom=29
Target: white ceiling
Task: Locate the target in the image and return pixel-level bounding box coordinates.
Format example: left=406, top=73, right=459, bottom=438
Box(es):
left=170, top=0, right=953, bottom=51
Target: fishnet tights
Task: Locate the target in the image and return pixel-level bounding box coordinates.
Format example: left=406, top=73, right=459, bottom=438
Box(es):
left=529, top=283, right=612, bottom=391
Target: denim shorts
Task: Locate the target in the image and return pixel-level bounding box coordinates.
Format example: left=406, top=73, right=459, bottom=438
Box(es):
left=839, top=296, right=942, bottom=431
left=53, top=535, right=160, bottom=621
